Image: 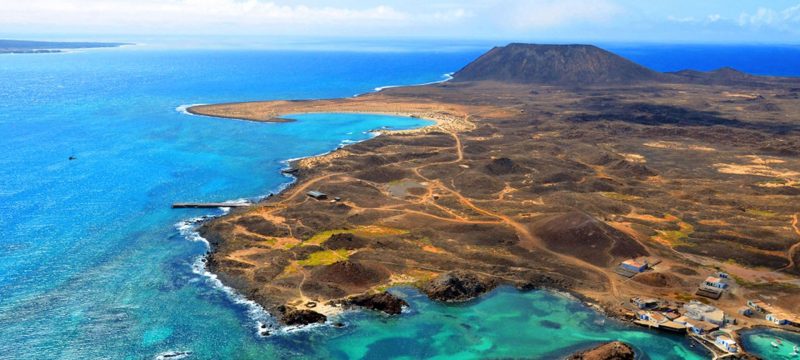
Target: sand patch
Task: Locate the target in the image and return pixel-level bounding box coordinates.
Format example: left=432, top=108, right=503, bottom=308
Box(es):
left=755, top=180, right=800, bottom=188
left=698, top=219, right=730, bottom=226
left=713, top=163, right=799, bottom=179
left=722, top=91, right=759, bottom=100
left=621, top=153, right=646, bottom=163
left=643, top=141, right=715, bottom=152
left=387, top=179, right=426, bottom=198
left=531, top=131, right=560, bottom=139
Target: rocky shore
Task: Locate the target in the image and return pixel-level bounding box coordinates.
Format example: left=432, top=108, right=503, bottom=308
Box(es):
left=192, top=44, right=800, bottom=358
left=566, top=342, right=635, bottom=360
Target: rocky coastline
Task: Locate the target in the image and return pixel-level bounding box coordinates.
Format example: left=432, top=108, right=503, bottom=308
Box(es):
left=191, top=44, right=800, bottom=360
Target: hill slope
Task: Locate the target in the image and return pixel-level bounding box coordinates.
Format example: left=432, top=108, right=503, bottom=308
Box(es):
left=451, top=43, right=663, bottom=85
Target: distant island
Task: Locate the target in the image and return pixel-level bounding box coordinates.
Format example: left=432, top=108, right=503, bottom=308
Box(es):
left=189, top=43, right=800, bottom=356
left=0, top=39, right=130, bottom=54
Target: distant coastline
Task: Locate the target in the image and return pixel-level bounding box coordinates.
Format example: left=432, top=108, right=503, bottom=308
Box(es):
left=0, top=39, right=131, bottom=54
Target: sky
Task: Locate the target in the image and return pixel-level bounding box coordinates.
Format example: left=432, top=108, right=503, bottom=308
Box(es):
left=2, top=0, right=800, bottom=46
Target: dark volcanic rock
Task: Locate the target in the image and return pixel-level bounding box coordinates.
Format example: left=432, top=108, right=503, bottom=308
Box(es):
left=341, top=292, right=409, bottom=315
left=607, top=159, right=657, bottom=178
left=567, top=341, right=635, bottom=360
left=278, top=306, right=327, bottom=326
left=422, top=271, right=497, bottom=302
left=309, top=260, right=390, bottom=289
left=485, top=157, right=522, bottom=175
left=323, top=233, right=368, bottom=250
left=452, top=43, right=662, bottom=85
left=670, top=66, right=764, bottom=86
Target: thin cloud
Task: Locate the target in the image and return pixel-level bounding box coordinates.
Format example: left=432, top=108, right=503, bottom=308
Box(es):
left=738, top=4, right=800, bottom=29
left=497, top=0, right=622, bottom=29
left=0, top=0, right=450, bottom=34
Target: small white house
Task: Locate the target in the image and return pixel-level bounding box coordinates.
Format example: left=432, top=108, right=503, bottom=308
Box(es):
left=704, top=276, right=729, bottom=289
left=715, top=335, right=738, bottom=353
left=765, top=313, right=798, bottom=326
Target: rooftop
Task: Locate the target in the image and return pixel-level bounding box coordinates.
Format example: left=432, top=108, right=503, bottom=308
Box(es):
left=623, top=259, right=645, bottom=267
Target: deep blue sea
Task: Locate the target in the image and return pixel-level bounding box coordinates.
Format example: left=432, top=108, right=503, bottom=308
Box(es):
left=1, top=44, right=798, bottom=359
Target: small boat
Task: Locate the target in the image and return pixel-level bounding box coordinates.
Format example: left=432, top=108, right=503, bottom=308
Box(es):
left=772, top=341, right=781, bottom=348
left=68, top=155, right=77, bottom=160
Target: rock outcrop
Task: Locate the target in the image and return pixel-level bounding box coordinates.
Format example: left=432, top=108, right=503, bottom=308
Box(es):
left=277, top=306, right=327, bottom=326
left=567, top=341, right=635, bottom=360
left=339, top=292, right=408, bottom=315
left=421, top=271, right=497, bottom=302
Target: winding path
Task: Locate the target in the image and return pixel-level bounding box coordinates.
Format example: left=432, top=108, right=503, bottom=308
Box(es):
left=779, top=214, right=800, bottom=272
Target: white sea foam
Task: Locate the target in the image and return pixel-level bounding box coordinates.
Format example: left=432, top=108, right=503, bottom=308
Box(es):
left=373, top=72, right=454, bottom=92
left=175, top=214, right=278, bottom=333
left=175, top=104, right=207, bottom=116
left=353, top=72, right=454, bottom=97
left=172, top=93, right=428, bottom=335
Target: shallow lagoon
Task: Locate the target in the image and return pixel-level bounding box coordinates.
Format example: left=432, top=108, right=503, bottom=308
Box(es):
left=741, top=328, right=800, bottom=360
left=299, top=287, right=707, bottom=359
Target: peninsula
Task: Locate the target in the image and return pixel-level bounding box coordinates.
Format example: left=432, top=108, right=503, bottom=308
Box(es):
left=0, top=39, right=129, bottom=54
left=191, top=44, right=800, bottom=350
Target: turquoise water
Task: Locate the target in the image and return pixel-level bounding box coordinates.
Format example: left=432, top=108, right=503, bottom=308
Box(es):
left=741, top=328, right=800, bottom=359
left=312, top=287, right=706, bottom=359
left=5, top=45, right=798, bottom=359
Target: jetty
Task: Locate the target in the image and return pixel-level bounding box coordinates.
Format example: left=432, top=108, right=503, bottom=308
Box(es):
left=172, top=202, right=251, bottom=209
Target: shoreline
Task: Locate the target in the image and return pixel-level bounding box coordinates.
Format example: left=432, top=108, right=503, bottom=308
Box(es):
left=175, top=109, right=450, bottom=334
left=181, top=95, right=792, bottom=355
left=186, top=99, right=799, bottom=356
left=172, top=70, right=476, bottom=333
left=177, top=57, right=800, bottom=358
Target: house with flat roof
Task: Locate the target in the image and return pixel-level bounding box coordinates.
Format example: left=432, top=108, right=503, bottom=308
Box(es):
left=674, top=314, right=720, bottom=335
left=766, top=312, right=800, bottom=327
left=621, top=259, right=648, bottom=273
left=683, top=301, right=727, bottom=325
left=703, top=276, right=729, bottom=289
left=636, top=311, right=668, bottom=325
left=306, top=190, right=328, bottom=200
left=691, top=320, right=719, bottom=335
left=631, top=297, right=659, bottom=309
left=715, top=334, right=739, bottom=353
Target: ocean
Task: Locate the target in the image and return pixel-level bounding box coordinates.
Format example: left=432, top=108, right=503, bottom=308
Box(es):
left=1, top=44, right=798, bottom=359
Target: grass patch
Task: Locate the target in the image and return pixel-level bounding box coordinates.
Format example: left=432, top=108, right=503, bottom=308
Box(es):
left=305, top=230, right=353, bottom=246
left=297, top=249, right=349, bottom=266
left=599, top=192, right=641, bottom=201
left=745, top=209, right=778, bottom=218
left=652, top=219, right=695, bottom=247
left=304, top=225, right=408, bottom=246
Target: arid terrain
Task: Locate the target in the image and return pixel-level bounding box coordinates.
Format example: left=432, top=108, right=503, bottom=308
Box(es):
left=193, top=44, right=800, bottom=332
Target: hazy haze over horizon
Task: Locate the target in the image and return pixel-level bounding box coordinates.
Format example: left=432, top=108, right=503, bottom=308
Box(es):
left=3, top=0, right=800, bottom=47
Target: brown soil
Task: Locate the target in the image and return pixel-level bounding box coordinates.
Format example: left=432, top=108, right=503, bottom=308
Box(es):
left=192, top=44, right=800, bottom=328
left=532, top=211, right=648, bottom=267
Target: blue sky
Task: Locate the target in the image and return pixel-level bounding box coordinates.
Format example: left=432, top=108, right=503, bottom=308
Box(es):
left=2, top=0, right=800, bottom=45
